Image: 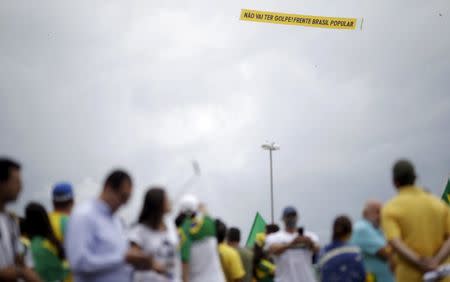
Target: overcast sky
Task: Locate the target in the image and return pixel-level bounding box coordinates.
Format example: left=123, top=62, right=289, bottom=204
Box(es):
left=1, top=0, right=449, bottom=241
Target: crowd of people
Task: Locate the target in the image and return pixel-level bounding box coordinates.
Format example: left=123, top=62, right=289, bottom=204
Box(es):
left=1, top=157, right=450, bottom=282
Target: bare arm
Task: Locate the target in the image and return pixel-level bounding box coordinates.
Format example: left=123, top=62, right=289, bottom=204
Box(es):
left=182, top=263, right=189, bottom=282
left=269, top=243, right=292, bottom=256
left=432, top=236, right=450, bottom=265
left=269, top=236, right=318, bottom=256
left=389, top=238, right=434, bottom=272
left=0, top=266, right=41, bottom=282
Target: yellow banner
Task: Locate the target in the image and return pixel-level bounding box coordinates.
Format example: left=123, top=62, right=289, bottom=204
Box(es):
left=240, top=9, right=358, bottom=30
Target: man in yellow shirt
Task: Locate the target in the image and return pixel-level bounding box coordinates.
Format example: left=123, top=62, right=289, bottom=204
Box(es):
left=382, top=159, right=450, bottom=282
left=216, top=219, right=245, bottom=282
left=49, top=182, right=75, bottom=282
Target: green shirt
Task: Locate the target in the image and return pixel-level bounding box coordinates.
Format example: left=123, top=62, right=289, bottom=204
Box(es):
left=30, top=236, right=69, bottom=282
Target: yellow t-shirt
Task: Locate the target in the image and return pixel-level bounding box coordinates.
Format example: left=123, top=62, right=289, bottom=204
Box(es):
left=218, top=243, right=245, bottom=282
left=382, top=186, right=450, bottom=282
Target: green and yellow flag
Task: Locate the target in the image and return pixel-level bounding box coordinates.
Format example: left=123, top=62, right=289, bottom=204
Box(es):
left=441, top=178, right=450, bottom=205
left=246, top=212, right=267, bottom=248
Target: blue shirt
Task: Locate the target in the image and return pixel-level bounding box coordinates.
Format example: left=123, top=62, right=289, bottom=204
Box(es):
left=319, top=241, right=366, bottom=282
left=65, top=199, right=132, bottom=282
left=350, top=219, right=394, bottom=282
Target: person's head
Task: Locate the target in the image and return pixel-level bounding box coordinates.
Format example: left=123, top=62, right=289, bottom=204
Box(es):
left=52, top=182, right=74, bottom=214
left=332, top=215, right=352, bottom=242
left=0, top=158, right=21, bottom=206
left=265, top=224, right=280, bottom=235
left=282, top=206, right=298, bottom=231
left=101, top=169, right=133, bottom=212
left=363, top=200, right=382, bottom=228
left=215, top=219, right=227, bottom=244
left=179, top=194, right=199, bottom=217
left=138, top=187, right=171, bottom=230
left=392, top=159, right=416, bottom=188
left=25, top=202, right=65, bottom=259
left=227, top=227, right=241, bottom=247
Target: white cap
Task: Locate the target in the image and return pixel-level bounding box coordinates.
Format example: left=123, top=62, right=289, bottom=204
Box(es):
left=179, top=194, right=200, bottom=213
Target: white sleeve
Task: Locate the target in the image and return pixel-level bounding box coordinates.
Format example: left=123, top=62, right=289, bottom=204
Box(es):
left=264, top=233, right=278, bottom=251
left=128, top=225, right=144, bottom=247
left=305, top=231, right=319, bottom=244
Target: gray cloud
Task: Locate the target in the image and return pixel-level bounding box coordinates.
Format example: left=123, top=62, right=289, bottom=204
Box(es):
left=1, top=0, right=449, bottom=241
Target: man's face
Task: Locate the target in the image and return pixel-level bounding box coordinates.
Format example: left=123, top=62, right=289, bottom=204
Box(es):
left=109, top=180, right=132, bottom=211
left=367, top=204, right=381, bottom=227
left=0, top=168, right=22, bottom=203
left=283, top=213, right=298, bottom=229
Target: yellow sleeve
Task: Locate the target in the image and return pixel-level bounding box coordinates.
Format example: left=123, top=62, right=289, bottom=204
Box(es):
left=229, top=250, right=245, bottom=280
left=443, top=202, right=450, bottom=236
left=381, top=204, right=401, bottom=241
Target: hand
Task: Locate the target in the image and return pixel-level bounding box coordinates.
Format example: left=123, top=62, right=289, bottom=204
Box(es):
left=21, top=267, right=42, bottom=282
left=125, top=248, right=152, bottom=270
left=417, top=258, right=438, bottom=273
left=152, top=260, right=167, bottom=275
left=292, top=236, right=313, bottom=248
left=0, top=266, right=19, bottom=281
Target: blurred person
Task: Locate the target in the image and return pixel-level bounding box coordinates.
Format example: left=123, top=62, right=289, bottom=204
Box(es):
left=227, top=227, right=253, bottom=282
left=49, top=182, right=74, bottom=244
left=128, top=187, right=181, bottom=282
left=66, top=170, right=154, bottom=282
left=382, top=159, right=450, bottom=282
left=50, top=182, right=74, bottom=282
left=265, top=224, right=279, bottom=235
left=178, top=194, right=225, bottom=282
left=216, top=220, right=245, bottom=282
left=318, top=215, right=365, bottom=282
left=265, top=206, right=319, bottom=282
left=252, top=233, right=275, bottom=282
left=351, top=200, right=394, bottom=282
left=0, top=158, right=41, bottom=282
left=25, top=202, right=69, bottom=282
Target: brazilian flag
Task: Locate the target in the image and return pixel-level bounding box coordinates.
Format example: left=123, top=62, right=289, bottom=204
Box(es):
left=441, top=178, right=450, bottom=205
left=246, top=212, right=267, bottom=248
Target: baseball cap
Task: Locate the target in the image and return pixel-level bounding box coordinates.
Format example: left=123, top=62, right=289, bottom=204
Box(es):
left=179, top=194, right=199, bottom=213
left=282, top=206, right=297, bottom=218
left=52, top=182, right=74, bottom=203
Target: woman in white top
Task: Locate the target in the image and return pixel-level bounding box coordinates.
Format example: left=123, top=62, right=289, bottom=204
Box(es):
left=128, top=187, right=181, bottom=282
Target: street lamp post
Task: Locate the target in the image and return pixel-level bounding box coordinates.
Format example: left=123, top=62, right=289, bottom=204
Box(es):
left=262, top=142, right=280, bottom=224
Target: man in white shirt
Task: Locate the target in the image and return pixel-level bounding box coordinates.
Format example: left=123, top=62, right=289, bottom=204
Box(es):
left=265, top=206, right=319, bottom=282
left=0, top=158, right=41, bottom=281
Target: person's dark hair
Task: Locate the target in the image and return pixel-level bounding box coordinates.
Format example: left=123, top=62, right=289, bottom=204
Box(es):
left=175, top=212, right=187, bottom=228
left=25, top=202, right=65, bottom=259
left=104, top=170, right=132, bottom=191
left=215, top=219, right=227, bottom=243
left=393, top=159, right=416, bottom=186
left=227, top=227, right=241, bottom=243
left=332, top=215, right=352, bottom=242
left=19, top=217, right=28, bottom=237
left=266, top=224, right=280, bottom=235
left=53, top=199, right=74, bottom=210
left=138, top=187, right=166, bottom=230
left=0, top=158, right=20, bottom=183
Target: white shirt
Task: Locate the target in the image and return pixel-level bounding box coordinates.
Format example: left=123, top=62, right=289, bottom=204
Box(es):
left=265, top=230, right=319, bottom=282
left=128, top=223, right=181, bottom=282
left=0, top=212, right=15, bottom=268
left=188, top=237, right=225, bottom=282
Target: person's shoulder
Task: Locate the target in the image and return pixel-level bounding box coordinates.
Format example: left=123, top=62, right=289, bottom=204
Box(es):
left=305, top=230, right=319, bottom=243
left=265, top=230, right=282, bottom=243
left=71, top=200, right=96, bottom=220
left=354, top=219, right=372, bottom=232
left=129, top=223, right=146, bottom=234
